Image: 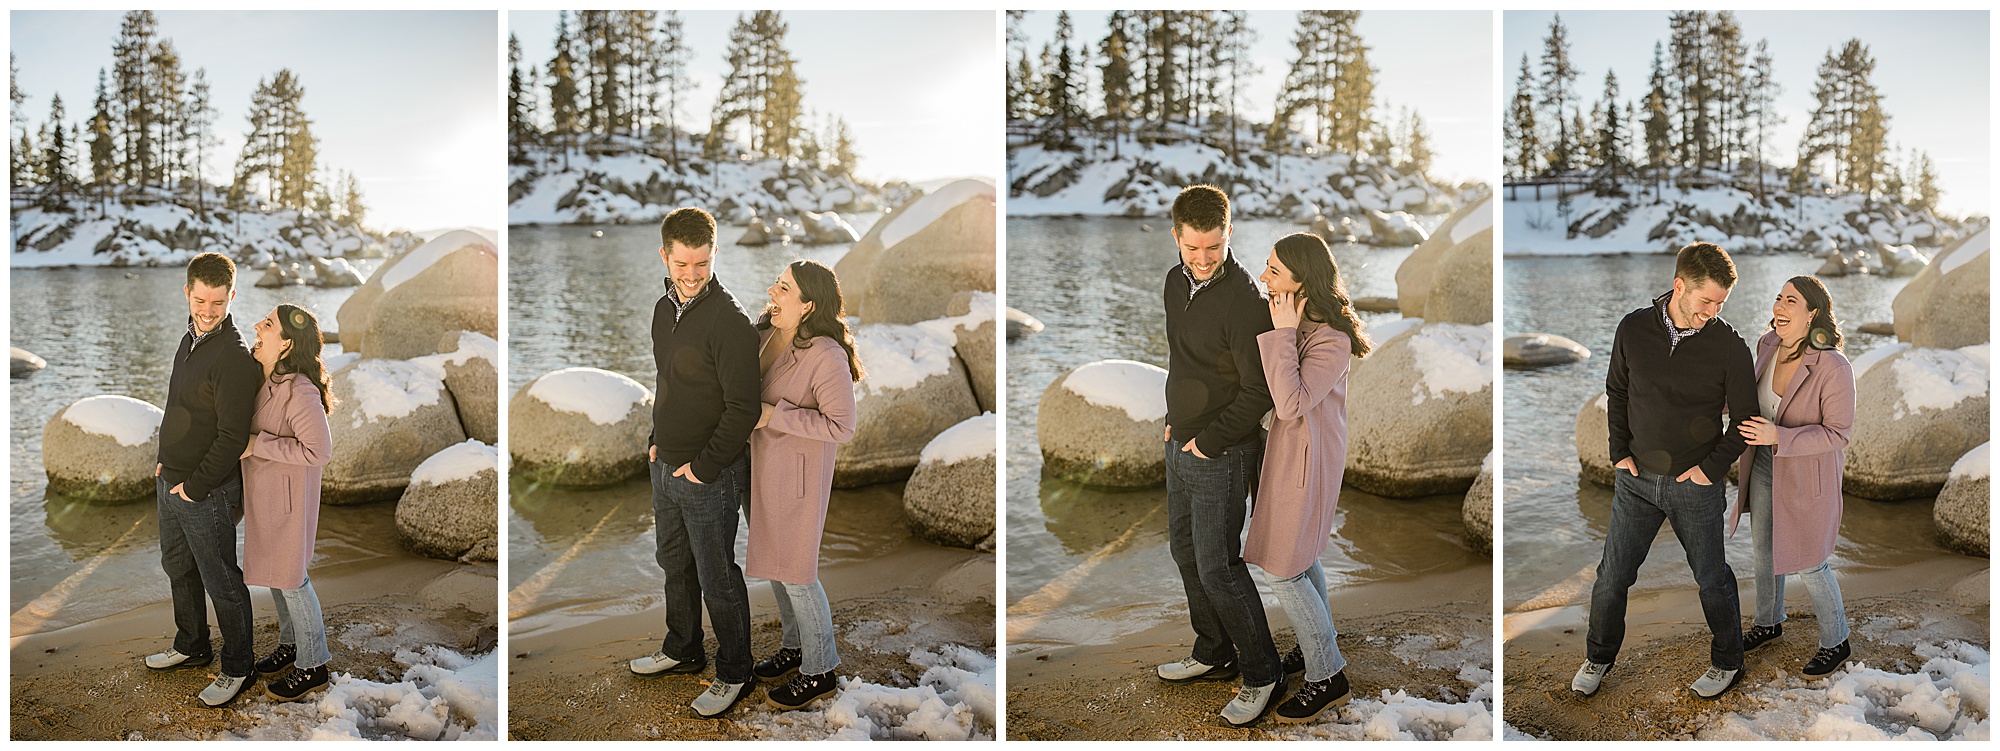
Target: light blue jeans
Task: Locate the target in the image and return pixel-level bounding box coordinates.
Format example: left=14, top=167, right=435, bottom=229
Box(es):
left=270, top=575, right=331, bottom=669
left=771, top=579, right=840, bottom=676
left=1266, top=561, right=1346, bottom=682
left=1748, top=445, right=1850, bottom=648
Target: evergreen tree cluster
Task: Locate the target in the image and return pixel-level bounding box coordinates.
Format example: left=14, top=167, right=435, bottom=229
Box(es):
left=10, top=11, right=366, bottom=224
left=1505, top=11, right=1941, bottom=213
left=512, top=10, right=858, bottom=179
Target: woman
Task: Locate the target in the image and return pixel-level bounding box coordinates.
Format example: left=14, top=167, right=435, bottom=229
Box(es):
left=1732, top=276, right=1855, bottom=677
left=240, top=303, right=336, bottom=701
left=746, top=260, right=861, bottom=711
left=1246, top=232, right=1372, bottom=724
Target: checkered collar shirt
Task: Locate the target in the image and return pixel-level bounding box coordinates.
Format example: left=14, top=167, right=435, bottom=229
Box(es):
left=188, top=317, right=217, bottom=348
left=1181, top=250, right=1231, bottom=303
left=667, top=278, right=712, bottom=322
left=1655, top=290, right=1704, bottom=348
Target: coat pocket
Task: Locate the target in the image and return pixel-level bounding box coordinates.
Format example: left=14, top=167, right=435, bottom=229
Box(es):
left=284, top=474, right=295, bottom=515
left=797, top=453, right=808, bottom=498
left=1298, top=441, right=1310, bottom=488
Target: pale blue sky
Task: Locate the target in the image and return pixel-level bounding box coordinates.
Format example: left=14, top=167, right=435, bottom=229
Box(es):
left=510, top=10, right=998, bottom=186
left=1015, top=10, right=1495, bottom=186
left=1504, top=10, right=1988, bottom=216
left=11, top=10, right=498, bottom=233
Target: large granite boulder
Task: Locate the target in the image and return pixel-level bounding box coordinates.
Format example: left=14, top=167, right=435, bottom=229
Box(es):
left=836, top=324, right=981, bottom=487
left=1843, top=344, right=1990, bottom=500
left=1934, top=443, right=1989, bottom=557
left=426, top=331, right=499, bottom=445
left=1037, top=360, right=1168, bottom=488
left=324, top=358, right=468, bottom=504
left=852, top=179, right=996, bottom=324
left=903, top=413, right=997, bottom=549
left=508, top=367, right=653, bottom=487
left=1505, top=334, right=1590, bottom=369
left=43, top=395, right=162, bottom=503
left=1575, top=392, right=1613, bottom=488
left=1395, top=194, right=1492, bottom=320
left=924, top=292, right=998, bottom=413
left=1424, top=216, right=1495, bottom=325
left=1464, top=452, right=1493, bottom=555
left=362, top=231, right=498, bottom=360
left=396, top=440, right=499, bottom=562
left=311, top=257, right=365, bottom=288
left=1368, top=209, right=1429, bottom=247
left=1346, top=322, right=1493, bottom=497
left=1910, top=231, right=1989, bottom=349
left=1893, top=226, right=1986, bottom=342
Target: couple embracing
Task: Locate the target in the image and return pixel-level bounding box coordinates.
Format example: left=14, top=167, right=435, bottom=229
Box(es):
left=146, top=252, right=336, bottom=707
left=1154, top=185, right=1372, bottom=726
left=626, top=207, right=862, bottom=719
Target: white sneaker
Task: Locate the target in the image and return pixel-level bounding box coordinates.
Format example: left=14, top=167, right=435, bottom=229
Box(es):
left=198, top=674, right=251, bottom=707
left=1570, top=660, right=1611, bottom=696
left=1219, top=682, right=1279, bottom=727
left=1156, top=655, right=1237, bottom=683
left=630, top=650, right=704, bottom=676
left=1689, top=666, right=1740, bottom=699
left=145, top=647, right=212, bottom=670
left=690, top=680, right=747, bottom=718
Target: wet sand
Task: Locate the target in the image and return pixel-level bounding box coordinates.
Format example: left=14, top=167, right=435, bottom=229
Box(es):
left=506, top=542, right=995, bottom=740
left=10, top=553, right=496, bottom=740
left=1503, top=560, right=1988, bottom=740
left=1006, top=563, right=1493, bottom=740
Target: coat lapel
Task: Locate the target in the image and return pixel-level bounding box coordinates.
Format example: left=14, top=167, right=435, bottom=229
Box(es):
left=1774, top=347, right=1815, bottom=425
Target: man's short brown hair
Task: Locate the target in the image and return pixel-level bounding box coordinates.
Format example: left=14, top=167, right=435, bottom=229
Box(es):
left=186, top=251, right=236, bottom=290
left=1171, top=185, right=1230, bottom=233
left=1674, top=242, right=1737, bottom=289
left=660, top=207, right=717, bottom=251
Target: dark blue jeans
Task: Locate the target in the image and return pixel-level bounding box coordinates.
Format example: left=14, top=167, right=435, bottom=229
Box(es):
left=157, top=473, right=254, bottom=677
left=651, top=453, right=753, bottom=684
left=1165, top=433, right=1279, bottom=687
left=1586, top=467, right=1744, bottom=671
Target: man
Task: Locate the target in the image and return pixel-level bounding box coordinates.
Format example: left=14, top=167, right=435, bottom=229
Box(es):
left=627, top=207, right=761, bottom=718
left=1575, top=241, right=1756, bottom=700
left=147, top=251, right=262, bottom=708
left=1154, top=184, right=1284, bottom=726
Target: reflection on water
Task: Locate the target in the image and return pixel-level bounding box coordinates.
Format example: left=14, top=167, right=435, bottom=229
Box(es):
left=1006, top=216, right=1477, bottom=652
left=1502, top=252, right=1928, bottom=611
left=9, top=266, right=379, bottom=627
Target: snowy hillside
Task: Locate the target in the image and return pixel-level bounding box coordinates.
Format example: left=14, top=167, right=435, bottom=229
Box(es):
left=508, top=139, right=906, bottom=228
left=11, top=195, right=415, bottom=269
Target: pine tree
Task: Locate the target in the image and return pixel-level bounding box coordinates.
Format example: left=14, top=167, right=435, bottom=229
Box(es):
left=1743, top=39, right=1781, bottom=204
left=1098, top=11, right=1136, bottom=157
left=508, top=33, right=529, bottom=163
left=342, top=170, right=367, bottom=228
left=1327, top=12, right=1373, bottom=155
left=1642, top=42, right=1673, bottom=198
left=1041, top=11, right=1085, bottom=149
left=112, top=10, right=159, bottom=190
left=712, top=11, right=805, bottom=160
left=1404, top=110, right=1432, bottom=178
left=89, top=68, right=116, bottom=213
left=1796, top=39, right=1890, bottom=198
left=41, top=93, right=75, bottom=206
left=1594, top=70, right=1626, bottom=180
left=186, top=68, right=217, bottom=217
left=12, top=53, right=29, bottom=190
left=1539, top=12, right=1578, bottom=173
left=1505, top=54, right=1541, bottom=179
left=1912, top=151, right=1940, bottom=214
left=1217, top=11, right=1256, bottom=164
left=658, top=12, right=689, bottom=165
left=548, top=11, right=580, bottom=170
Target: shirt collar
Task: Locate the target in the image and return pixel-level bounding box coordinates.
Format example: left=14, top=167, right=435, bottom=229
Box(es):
left=1182, top=250, right=1232, bottom=298
left=1654, top=289, right=1705, bottom=345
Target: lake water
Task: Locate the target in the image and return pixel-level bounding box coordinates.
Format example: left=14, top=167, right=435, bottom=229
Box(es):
left=504, top=219, right=959, bottom=637
left=1501, top=250, right=1944, bottom=612
left=1004, top=215, right=1488, bottom=654
left=8, top=264, right=397, bottom=633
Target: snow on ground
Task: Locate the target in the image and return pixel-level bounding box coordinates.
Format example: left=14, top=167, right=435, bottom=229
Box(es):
left=1951, top=442, right=1989, bottom=480
left=507, top=142, right=890, bottom=227
left=853, top=324, right=957, bottom=393
left=877, top=179, right=994, bottom=250
left=526, top=367, right=650, bottom=425
left=410, top=440, right=496, bottom=487
left=223, top=647, right=498, bottom=741
left=1271, top=630, right=1494, bottom=741
left=1697, top=641, right=1990, bottom=741
left=1502, top=182, right=1962, bottom=257
left=61, top=394, right=163, bottom=446
left=340, top=359, right=447, bottom=423
left=913, top=291, right=998, bottom=343
left=380, top=231, right=490, bottom=292
left=1062, top=359, right=1168, bottom=422
left=1406, top=323, right=1494, bottom=404
left=11, top=195, right=395, bottom=268
left=918, top=413, right=997, bottom=466
left=1888, top=346, right=1989, bottom=419
left=735, top=646, right=996, bottom=741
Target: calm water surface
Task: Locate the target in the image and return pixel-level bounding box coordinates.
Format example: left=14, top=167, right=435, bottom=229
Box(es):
left=1005, top=216, right=1487, bottom=654
left=1501, top=249, right=1946, bottom=611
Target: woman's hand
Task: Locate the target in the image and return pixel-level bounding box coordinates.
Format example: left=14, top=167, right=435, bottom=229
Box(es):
left=1738, top=416, right=1779, bottom=445
left=756, top=402, right=774, bottom=430
left=240, top=434, right=258, bottom=460
left=1269, top=290, right=1304, bottom=329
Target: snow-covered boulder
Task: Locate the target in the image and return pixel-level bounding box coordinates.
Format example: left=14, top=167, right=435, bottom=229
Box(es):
left=835, top=324, right=981, bottom=487
left=12, top=347, right=47, bottom=378
left=902, top=414, right=997, bottom=549
left=922, top=292, right=997, bottom=413
left=1369, top=210, right=1428, bottom=247
left=428, top=331, right=499, bottom=446
left=310, top=256, right=364, bottom=288
left=324, top=358, right=468, bottom=504
left=1893, top=226, right=1986, bottom=343
left=804, top=211, right=860, bottom=245
left=1038, top=360, right=1168, bottom=488
left=1844, top=345, right=1990, bottom=500
left=1934, top=443, right=1989, bottom=557
left=255, top=262, right=306, bottom=288
left=1005, top=308, right=1044, bottom=342
left=396, top=440, right=499, bottom=562
left=1505, top=334, right=1590, bottom=369
left=43, top=395, right=162, bottom=503
left=1574, top=392, right=1613, bottom=488
left=854, top=179, right=996, bottom=325
left=1347, top=322, right=1493, bottom=497
left=738, top=216, right=776, bottom=247
left=507, top=368, right=653, bottom=487
left=1396, top=194, right=1491, bottom=320
left=1910, top=230, right=1989, bottom=350
left=1880, top=244, right=1929, bottom=278
left=362, top=230, right=498, bottom=360
left=1464, top=452, right=1493, bottom=555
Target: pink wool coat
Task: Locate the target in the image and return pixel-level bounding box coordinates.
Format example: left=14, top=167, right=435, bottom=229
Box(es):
left=1245, top=321, right=1352, bottom=579
left=241, top=373, right=332, bottom=590
left=746, top=333, right=857, bottom=585
left=1729, top=332, right=1855, bottom=576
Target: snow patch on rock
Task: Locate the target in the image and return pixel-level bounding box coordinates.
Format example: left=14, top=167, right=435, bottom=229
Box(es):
left=410, top=440, right=497, bottom=487
left=1407, top=323, right=1494, bottom=404
left=854, top=324, right=957, bottom=394
left=1889, top=347, right=1989, bottom=419
left=526, top=367, right=649, bottom=426
left=1951, top=443, right=1989, bottom=481
left=342, top=359, right=446, bottom=422
left=1062, top=360, right=1168, bottom=422
left=919, top=413, right=998, bottom=466
left=62, top=395, right=163, bottom=447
